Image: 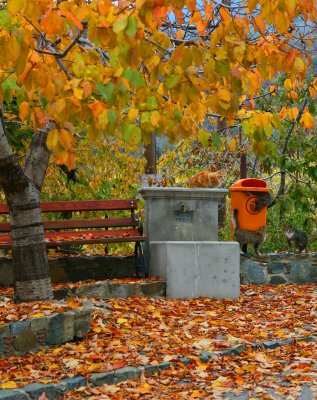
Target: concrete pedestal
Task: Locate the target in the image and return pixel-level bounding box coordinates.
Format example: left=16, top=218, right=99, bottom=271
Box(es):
left=139, top=187, right=228, bottom=242
left=150, top=241, right=240, bottom=299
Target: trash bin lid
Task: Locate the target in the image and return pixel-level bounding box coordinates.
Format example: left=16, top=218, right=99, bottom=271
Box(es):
left=229, top=178, right=269, bottom=192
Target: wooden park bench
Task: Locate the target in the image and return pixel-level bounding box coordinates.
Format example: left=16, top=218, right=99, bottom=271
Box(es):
left=0, top=199, right=148, bottom=278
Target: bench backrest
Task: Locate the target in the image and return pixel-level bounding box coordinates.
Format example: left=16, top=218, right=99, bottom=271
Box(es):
left=0, top=199, right=138, bottom=214
left=0, top=200, right=140, bottom=233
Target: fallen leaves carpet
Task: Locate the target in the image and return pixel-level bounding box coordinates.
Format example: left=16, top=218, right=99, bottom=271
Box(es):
left=1, top=283, right=317, bottom=399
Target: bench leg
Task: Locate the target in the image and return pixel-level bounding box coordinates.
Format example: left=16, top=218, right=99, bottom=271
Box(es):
left=134, top=242, right=148, bottom=278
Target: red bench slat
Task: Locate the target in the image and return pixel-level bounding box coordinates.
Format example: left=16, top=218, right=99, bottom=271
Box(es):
left=0, top=229, right=147, bottom=249
left=0, top=218, right=138, bottom=232
left=0, top=199, right=139, bottom=214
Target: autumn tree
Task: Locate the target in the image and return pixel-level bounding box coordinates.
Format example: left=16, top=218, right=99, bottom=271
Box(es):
left=0, top=0, right=316, bottom=301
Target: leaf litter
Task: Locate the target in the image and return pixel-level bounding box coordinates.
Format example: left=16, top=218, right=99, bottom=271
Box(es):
left=1, top=284, right=317, bottom=398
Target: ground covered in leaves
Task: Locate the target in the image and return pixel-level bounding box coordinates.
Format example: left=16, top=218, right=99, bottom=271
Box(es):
left=1, top=284, right=317, bottom=399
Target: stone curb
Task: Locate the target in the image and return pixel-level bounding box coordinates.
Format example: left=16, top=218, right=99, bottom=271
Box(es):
left=53, top=280, right=166, bottom=300
left=0, top=305, right=93, bottom=357
left=1, top=334, right=316, bottom=399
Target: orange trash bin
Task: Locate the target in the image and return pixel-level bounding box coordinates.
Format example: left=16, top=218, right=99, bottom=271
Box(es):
left=229, top=178, right=270, bottom=233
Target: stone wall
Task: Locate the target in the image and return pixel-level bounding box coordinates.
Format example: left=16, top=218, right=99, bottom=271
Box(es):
left=0, top=305, right=92, bottom=357
left=241, top=253, right=317, bottom=284
left=0, top=255, right=136, bottom=286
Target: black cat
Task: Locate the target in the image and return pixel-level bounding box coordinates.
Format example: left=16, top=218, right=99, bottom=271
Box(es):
left=285, top=225, right=308, bottom=253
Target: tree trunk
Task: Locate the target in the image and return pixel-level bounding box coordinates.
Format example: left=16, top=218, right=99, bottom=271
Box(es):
left=144, top=132, right=156, bottom=174
left=0, top=121, right=53, bottom=302
left=217, top=117, right=227, bottom=228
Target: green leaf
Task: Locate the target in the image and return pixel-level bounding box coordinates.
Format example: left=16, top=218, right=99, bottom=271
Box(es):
left=108, top=109, right=117, bottom=124
left=215, top=60, right=230, bottom=76
left=140, top=112, right=150, bottom=124
left=146, top=96, right=158, bottom=110
left=96, top=82, right=115, bottom=103
left=122, top=123, right=142, bottom=144
left=126, top=15, right=138, bottom=38
left=174, top=108, right=182, bottom=122
left=123, top=68, right=146, bottom=87
left=212, top=133, right=221, bottom=148
left=0, top=10, right=12, bottom=27
left=122, top=122, right=134, bottom=142
left=113, top=15, right=128, bottom=34
left=198, top=128, right=210, bottom=147
left=165, top=74, right=181, bottom=90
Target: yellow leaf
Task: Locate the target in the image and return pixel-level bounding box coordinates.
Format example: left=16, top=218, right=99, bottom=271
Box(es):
left=294, top=57, right=305, bottom=74
left=19, top=102, right=30, bottom=121
left=117, top=318, right=128, bottom=324
left=138, top=383, right=152, bottom=394
left=217, top=87, right=231, bottom=110
left=1, top=381, right=17, bottom=389
left=30, top=313, right=45, bottom=319
left=128, top=108, right=139, bottom=122
left=211, top=376, right=229, bottom=388
left=74, top=87, right=84, bottom=100
left=284, top=78, right=292, bottom=91
left=46, top=129, right=59, bottom=151
left=7, top=0, right=25, bottom=15
left=191, top=390, right=203, bottom=398
left=300, top=111, right=314, bottom=129
left=229, top=138, right=236, bottom=152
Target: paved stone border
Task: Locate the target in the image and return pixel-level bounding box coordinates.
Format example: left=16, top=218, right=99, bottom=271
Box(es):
left=241, top=252, right=317, bottom=284
left=1, top=334, right=316, bottom=399
left=53, top=280, right=166, bottom=300
left=0, top=304, right=92, bottom=357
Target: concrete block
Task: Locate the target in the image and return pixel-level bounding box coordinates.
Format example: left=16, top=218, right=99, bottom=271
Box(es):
left=150, top=242, right=240, bottom=299
left=23, top=382, right=67, bottom=400
left=0, top=324, right=10, bottom=337
left=114, top=366, right=142, bottom=382
left=75, top=283, right=106, bottom=299
left=13, top=327, right=37, bottom=354
left=30, top=317, right=48, bottom=332
left=46, top=312, right=75, bottom=345
left=62, top=377, right=86, bottom=390
left=139, top=187, right=227, bottom=243
left=89, top=372, right=115, bottom=386
left=10, top=320, right=31, bottom=336
left=74, top=308, right=91, bottom=338
left=0, top=390, right=30, bottom=400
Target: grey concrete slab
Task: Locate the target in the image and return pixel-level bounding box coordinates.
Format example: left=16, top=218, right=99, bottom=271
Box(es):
left=150, top=241, right=240, bottom=299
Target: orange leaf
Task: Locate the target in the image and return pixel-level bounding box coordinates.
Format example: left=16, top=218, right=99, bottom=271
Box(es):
left=300, top=111, right=314, bottom=129
left=62, top=11, right=83, bottom=30
left=191, top=390, right=204, bottom=398
left=19, top=102, right=30, bottom=121
left=255, top=16, right=266, bottom=34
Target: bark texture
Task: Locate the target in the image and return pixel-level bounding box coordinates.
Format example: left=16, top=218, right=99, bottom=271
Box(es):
left=0, top=121, right=53, bottom=302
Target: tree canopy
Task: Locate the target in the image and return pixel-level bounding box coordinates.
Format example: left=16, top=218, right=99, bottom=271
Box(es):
left=1, top=0, right=316, bottom=166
